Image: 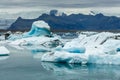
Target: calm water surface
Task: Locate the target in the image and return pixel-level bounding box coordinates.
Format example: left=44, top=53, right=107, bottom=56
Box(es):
left=0, top=46, right=120, bottom=80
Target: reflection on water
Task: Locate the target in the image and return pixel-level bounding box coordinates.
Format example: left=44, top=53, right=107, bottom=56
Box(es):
left=0, top=46, right=120, bottom=80
left=0, top=56, right=9, bottom=61
left=41, top=62, right=120, bottom=80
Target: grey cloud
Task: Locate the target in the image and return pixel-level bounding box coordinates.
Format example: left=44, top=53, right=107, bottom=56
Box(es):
left=0, top=0, right=120, bottom=8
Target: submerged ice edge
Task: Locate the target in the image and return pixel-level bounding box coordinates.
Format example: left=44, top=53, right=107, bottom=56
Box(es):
left=41, top=51, right=120, bottom=65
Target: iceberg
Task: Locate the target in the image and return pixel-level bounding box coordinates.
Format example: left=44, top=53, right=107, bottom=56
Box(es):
left=8, top=20, right=51, bottom=40
left=41, top=32, right=120, bottom=65
left=8, top=20, right=62, bottom=48
left=23, top=21, right=51, bottom=37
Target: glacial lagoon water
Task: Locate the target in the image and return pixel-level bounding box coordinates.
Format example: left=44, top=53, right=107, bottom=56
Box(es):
left=0, top=46, right=120, bottom=80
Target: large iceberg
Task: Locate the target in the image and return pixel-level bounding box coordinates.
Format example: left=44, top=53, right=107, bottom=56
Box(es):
left=8, top=20, right=62, bottom=49
left=41, top=32, right=120, bottom=65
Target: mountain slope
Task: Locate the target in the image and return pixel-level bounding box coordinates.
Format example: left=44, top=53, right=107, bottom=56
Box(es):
left=8, top=11, right=120, bottom=31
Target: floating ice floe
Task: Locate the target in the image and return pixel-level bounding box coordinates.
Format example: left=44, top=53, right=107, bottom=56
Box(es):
left=0, top=46, right=9, bottom=56
left=41, top=32, right=120, bottom=65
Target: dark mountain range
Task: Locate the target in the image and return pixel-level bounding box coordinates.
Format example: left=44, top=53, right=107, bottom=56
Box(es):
left=8, top=10, right=120, bottom=32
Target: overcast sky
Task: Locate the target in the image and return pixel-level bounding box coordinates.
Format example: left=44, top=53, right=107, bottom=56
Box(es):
left=0, top=0, right=120, bottom=16
left=0, top=0, right=120, bottom=8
